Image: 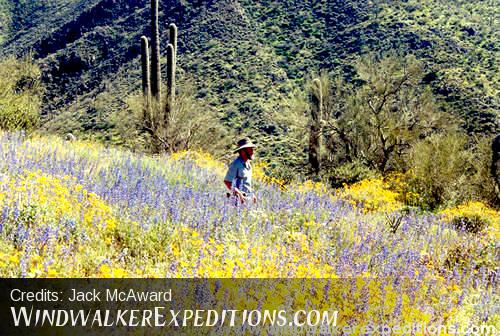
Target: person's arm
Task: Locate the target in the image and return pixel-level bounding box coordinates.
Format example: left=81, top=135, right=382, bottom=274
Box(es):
left=224, top=162, right=246, bottom=202
left=224, top=161, right=236, bottom=192
left=224, top=179, right=246, bottom=202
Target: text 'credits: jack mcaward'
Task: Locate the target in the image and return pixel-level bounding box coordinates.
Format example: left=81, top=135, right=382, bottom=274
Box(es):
left=10, top=288, right=172, bottom=302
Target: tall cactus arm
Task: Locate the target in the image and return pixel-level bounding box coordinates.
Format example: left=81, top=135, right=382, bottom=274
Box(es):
left=150, top=0, right=161, bottom=100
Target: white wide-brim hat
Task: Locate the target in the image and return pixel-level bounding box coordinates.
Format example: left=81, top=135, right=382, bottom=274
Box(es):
left=234, top=138, right=256, bottom=153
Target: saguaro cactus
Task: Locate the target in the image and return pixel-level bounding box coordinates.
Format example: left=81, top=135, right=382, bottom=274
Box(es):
left=150, top=0, right=161, bottom=100
left=140, top=36, right=151, bottom=125
left=167, top=23, right=178, bottom=114
left=169, top=23, right=178, bottom=58
left=166, top=43, right=176, bottom=118
left=309, top=78, right=323, bottom=176
left=139, top=0, right=179, bottom=152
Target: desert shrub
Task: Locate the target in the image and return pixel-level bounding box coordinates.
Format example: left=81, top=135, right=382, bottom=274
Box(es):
left=408, top=133, right=474, bottom=208
left=409, top=133, right=499, bottom=208
left=251, top=161, right=289, bottom=190
left=0, top=55, right=42, bottom=132
left=383, top=172, right=423, bottom=207
left=326, top=160, right=377, bottom=188
left=114, top=80, right=229, bottom=155
left=339, top=177, right=403, bottom=212
left=450, top=215, right=486, bottom=234
left=468, top=136, right=499, bottom=207
left=440, top=201, right=499, bottom=234
left=441, top=203, right=498, bottom=280
left=444, top=239, right=498, bottom=281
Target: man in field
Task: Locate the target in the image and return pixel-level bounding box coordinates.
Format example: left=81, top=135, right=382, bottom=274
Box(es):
left=224, top=138, right=257, bottom=204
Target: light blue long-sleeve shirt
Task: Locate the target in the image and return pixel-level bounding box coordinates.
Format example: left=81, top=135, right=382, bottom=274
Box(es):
left=224, top=156, right=253, bottom=194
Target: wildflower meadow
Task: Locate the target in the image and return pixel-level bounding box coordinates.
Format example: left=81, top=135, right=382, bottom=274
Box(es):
left=0, top=131, right=498, bottom=333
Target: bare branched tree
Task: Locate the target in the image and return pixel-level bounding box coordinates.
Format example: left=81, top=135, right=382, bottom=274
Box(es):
left=327, top=54, right=456, bottom=174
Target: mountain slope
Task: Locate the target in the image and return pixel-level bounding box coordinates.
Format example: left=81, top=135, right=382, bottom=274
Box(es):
left=0, top=0, right=497, bottom=153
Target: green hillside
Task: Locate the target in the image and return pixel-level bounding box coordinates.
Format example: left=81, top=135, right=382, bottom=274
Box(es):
left=376, top=0, right=498, bottom=134
left=0, top=0, right=497, bottom=170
